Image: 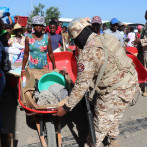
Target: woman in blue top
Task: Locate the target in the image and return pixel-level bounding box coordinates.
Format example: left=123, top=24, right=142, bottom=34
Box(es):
left=21, top=16, right=56, bottom=76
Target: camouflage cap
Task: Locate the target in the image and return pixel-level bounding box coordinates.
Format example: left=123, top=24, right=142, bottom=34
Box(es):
left=68, top=18, right=91, bottom=39
left=31, top=15, right=45, bottom=26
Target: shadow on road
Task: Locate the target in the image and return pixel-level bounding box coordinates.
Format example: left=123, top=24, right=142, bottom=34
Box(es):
left=61, top=98, right=89, bottom=147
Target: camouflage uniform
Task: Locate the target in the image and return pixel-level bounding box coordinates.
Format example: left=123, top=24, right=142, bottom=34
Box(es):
left=66, top=18, right=139, bottom=147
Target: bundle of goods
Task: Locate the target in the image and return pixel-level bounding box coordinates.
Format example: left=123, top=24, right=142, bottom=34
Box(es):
left=0, top=7, right=9, bottom=18
left=34, top=83, right=68, bottom=106
left=5, top=47, right=22, bottom=63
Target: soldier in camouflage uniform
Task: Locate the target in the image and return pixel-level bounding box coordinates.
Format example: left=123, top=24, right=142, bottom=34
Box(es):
left=134, top=10, right=147, bottom=96
left=53, top=18, right=139, bottom=147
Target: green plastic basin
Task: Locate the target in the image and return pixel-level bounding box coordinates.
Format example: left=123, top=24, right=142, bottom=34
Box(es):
left=38, top=71, right=66, bottom=92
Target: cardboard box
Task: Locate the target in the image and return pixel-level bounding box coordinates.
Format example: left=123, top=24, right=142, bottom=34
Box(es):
left=20, top=67, right=69, bottom=110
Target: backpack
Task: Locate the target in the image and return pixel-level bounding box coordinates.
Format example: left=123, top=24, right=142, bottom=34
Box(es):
left=89, top=33, right=136, bottom=98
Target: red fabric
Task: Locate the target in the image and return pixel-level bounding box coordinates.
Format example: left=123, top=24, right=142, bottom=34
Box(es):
left=45, top=26, right=62, bottom=34
left=136, top=32, right=141, bottom=39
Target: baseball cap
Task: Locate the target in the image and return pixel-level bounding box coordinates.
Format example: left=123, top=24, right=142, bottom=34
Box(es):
left=118, top=22, right=124, bottom=27
left=110, top=18, right=119, bottom=25
left=137, top=25, right=142, bottom=30
left=91, top=16, right=102, bottom=24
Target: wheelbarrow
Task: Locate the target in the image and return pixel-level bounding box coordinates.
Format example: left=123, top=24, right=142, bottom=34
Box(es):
left=47, top=51, right=77, bottom=84
left=127, top=54, right=147, bottom=84
left=18, top=78, right=63, bottom=147
left=18, top=51, right=77, bottom=147
left=126, top=46, right=138, bottom=56
left=19, top=51, right=96, bottom=146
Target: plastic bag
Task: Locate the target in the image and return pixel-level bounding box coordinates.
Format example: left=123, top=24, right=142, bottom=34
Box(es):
left=0, top=7, right=9, bottom=18
left=5, top=47, right=22, bottom=63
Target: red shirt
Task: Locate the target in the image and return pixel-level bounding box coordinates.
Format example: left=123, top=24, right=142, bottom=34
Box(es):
left=45, top=26, right=62, bottom=34
left=136, top=32, right=141, bottom=39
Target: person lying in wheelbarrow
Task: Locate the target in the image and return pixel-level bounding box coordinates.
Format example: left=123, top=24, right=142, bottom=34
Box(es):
left=53, top=18, right=139, bottom=147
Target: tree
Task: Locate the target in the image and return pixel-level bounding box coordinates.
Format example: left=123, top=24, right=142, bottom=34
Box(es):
left=28, top=3, right=45, bottom=23
left=28, top=3, right=61, bottom=25
left=45, top=7, right=61, bottom=25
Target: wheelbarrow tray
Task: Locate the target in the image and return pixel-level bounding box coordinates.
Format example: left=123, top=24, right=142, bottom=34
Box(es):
left=19, top=67, right=68, bottom=114
left=126, top=47, right=138, bottom=55
left=127, top=54, right=147, bottom=83
left=47, top=51, right=77, bottom=84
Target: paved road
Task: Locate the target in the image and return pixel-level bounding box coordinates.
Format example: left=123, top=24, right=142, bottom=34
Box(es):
left=1, top=89, right=147, bottom=147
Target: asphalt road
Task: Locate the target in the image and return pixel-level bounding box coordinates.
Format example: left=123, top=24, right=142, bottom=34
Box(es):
left=1, top=88, right=147, bottom=147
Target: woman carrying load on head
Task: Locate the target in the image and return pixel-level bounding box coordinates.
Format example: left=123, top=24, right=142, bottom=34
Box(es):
left=21, top=16, right=56, bottom=76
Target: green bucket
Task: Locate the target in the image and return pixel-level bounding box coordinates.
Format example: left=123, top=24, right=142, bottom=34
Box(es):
left=38, top=71, right=66, bottom=92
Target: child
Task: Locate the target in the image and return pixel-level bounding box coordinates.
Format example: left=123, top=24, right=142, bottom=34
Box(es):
left=127, top=27, right=135, bottom=47
left=49, top=21, right=63, bottom=51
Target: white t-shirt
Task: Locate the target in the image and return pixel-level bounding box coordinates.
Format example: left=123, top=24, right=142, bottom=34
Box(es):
left=104, top=29, right=124, bottom=46
left=127, top=32, right=135, bottom=47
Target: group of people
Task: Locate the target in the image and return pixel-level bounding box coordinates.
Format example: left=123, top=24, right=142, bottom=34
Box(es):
left=0, top=9, right=147, bottom=147
left=0, top=14, right=74, bottom=99
left=90, top=16, right=143, bottom=48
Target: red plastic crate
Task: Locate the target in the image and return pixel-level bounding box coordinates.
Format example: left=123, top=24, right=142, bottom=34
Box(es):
left=14, top=16, right=28, bottom=27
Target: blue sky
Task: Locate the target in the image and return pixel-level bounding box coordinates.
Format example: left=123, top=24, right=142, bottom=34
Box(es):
left=1, top=0, right=147, bottom=24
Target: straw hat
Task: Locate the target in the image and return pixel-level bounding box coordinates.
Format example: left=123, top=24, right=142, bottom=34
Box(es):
left=10, top=23, right=27, bottom=35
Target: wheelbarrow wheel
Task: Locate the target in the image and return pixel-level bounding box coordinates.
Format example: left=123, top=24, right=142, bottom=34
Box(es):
left=44, top=122, right=57, bottom=147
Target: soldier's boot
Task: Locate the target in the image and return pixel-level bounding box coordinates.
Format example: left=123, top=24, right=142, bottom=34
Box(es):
left=103, top=136, right=110, bottom=147
left=108, top=138, right=119, bottom=147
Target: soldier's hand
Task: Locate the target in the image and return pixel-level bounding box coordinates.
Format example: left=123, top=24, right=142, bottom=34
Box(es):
left=52, top=106, right=67, bottom=117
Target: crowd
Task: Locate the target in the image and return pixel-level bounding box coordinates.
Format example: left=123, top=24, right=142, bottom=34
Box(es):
left=0, top=9, right=147, bottom=147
